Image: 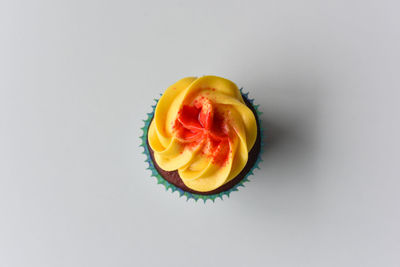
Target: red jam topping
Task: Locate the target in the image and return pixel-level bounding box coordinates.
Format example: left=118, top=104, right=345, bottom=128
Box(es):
left=172, top=97, right=231, bottom=166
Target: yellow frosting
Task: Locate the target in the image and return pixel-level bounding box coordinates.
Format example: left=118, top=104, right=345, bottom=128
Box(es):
left=148, top=75, right=257, bottom=192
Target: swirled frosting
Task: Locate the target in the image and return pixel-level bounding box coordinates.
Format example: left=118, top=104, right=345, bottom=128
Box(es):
left=148, top=76, right=257, bottom=192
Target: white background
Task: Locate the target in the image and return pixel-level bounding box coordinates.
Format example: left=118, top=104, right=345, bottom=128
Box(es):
left=1, top=1, right=399, bottom=266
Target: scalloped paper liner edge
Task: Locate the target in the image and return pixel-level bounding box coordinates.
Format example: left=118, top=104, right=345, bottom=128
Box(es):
left=139, top=88, right=264, bottom=203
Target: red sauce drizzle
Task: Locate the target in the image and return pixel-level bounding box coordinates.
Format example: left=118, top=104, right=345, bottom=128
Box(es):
left=172, top=97, right=231, bottom=166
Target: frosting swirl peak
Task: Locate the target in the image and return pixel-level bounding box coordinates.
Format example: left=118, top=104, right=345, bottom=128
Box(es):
left=148, top=76, right=257, bottom=192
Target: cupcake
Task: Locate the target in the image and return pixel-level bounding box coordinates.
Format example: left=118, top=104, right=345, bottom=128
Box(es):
left=141, top=75, right=263, bottom=201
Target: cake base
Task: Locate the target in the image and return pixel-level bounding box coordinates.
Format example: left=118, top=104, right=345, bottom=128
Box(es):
left=146, top=95, right=261, bottom=196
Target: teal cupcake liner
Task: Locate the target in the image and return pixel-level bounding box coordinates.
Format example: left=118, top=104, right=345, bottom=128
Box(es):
left=139, top=88, right=264, bottom=202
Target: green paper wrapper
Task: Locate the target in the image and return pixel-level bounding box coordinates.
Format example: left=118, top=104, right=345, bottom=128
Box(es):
left=140, top=88, right=264, bottom=202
